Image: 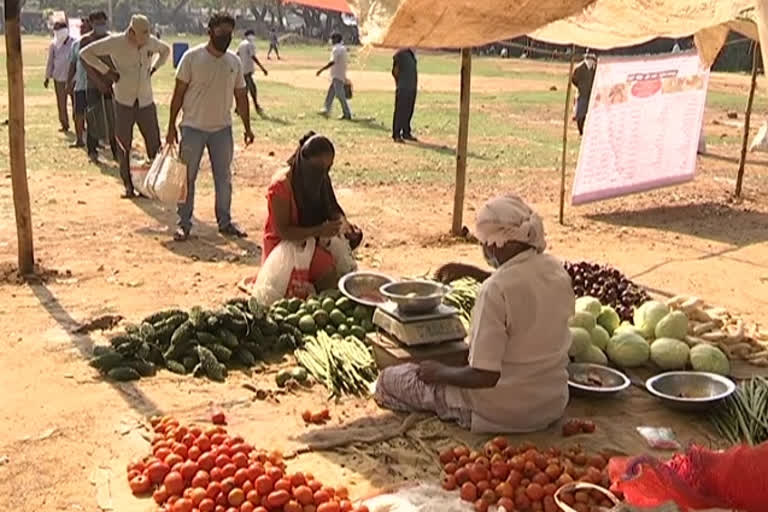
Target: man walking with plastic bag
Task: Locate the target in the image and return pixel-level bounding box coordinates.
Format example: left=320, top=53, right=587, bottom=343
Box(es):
left=81, top=14, right=171, bottom=198
left=166, top=13, right=254, bottom=242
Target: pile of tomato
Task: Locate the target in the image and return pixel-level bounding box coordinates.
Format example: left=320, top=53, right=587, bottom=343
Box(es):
left=127, top=416, right=370, bottom=512
left=438, top=437, right=614, bottom=512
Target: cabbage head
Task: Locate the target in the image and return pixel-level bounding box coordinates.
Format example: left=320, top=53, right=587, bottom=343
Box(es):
left=607, top=332, right=650, bottom=368
left=597, top=306, right=621, bottom=334
left=591, top=325, right=610, bottom=351
left=575, top=296, right=602, bottom=317
left=574, top=344, right=608, bottom=365
left=614, top=322, right=645, bottom=338
left=569, top=327, right=592, bottom=357
left=650, top=337, right=690, bottom=370
left=633, top=301, right=670, bottom=338
left=569, top=311, right=596, bottom=332
left=689, top=344, right=730, bottom=376
left=654, top=311, right=688, bottom=340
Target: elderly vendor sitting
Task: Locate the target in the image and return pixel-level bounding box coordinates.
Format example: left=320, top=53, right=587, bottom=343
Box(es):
left=374, top=196, right=575, bottom=433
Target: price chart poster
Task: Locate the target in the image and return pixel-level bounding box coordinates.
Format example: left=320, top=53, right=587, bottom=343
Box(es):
left=572, top=52, right=709, bottom=205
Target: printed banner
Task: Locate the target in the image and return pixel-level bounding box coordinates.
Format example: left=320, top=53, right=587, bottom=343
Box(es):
left=572, top=52, right=709, bottom=205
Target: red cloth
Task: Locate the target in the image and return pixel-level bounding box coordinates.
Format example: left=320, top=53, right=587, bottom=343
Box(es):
left=263, top=177, right=335, bottom=282
left=609, top=443, right=768, bottom=512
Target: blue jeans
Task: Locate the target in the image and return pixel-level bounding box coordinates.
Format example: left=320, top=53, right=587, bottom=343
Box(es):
left=324, top=78, right=352, bottom=119
left=177, top=126, right=234, bottom=231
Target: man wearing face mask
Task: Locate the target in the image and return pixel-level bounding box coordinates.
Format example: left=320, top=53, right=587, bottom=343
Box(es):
left=45, top=21, right=75, bottom=133
left=166, top=13, right=254, bottom=242
left=374, top=196, right=575, bottom=433
left=67, top=17, right=92, bottom=148
left=237, top=30, right=269, bottom=116
left=572, top=52, right=597, bottom=136
left=80, top=14, right=171, bottom=198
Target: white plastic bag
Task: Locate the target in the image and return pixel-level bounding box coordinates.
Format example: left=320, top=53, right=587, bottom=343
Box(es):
left=749, top=121, right=768, bottom=153
left=252, top=238, right=316, bottom=306
left=144, top=145, right=187, bottom=204
left=130, top=163, right=151, bottom=197
left=321, top=236, right=358, bottom=275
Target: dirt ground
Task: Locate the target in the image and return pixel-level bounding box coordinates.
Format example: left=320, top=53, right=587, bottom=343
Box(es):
left=2, top=55, right=768, bottom=511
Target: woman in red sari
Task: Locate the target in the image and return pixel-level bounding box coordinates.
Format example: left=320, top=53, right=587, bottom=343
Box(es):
left=262, top=132, right=352, bottom=291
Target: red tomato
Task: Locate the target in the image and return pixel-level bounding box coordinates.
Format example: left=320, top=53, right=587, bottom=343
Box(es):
left=221, top=477, right=236, bottom=494
left=198, top=453, right=216, bottom=472
left=166, top=453, right=184, bottom=468
left=339, top=501, right=352, bottom=512
left=291, top=472, right=307, bottom=487
left=242, top=481, right=253, bottom=495
left=148, top=461, right=172, bottom=485
left=497, top=497, right=514, bottom=512
left=188, top=445, right=202, bottom=461
left=474, top=499, right=488, bottom=512
left=207, top=481, right=223, bottom=500
left=240, top=502, right=255, bottom=512
left=455, top=468, right=470, bottom=485
left=246, top=463, right=264, bottom=481
left=233, top=468, right=249, bottom=486
left=195, top=435, right=212, bottom=452
left=274, top=478, right=293, bottom=492
left=199, top=498, right=215, bottom=512
left=232, top=452, right=248, bottom=469
left=181, top=460, right=200, bottom=482
left=164, top=471, right=185, bottom=496
left=210, top=467, right=223, bottom=482
left=155, top=447, right=172, bottom=461
left=211, top=433, right=227, bottom=446
left=355, top=507, right=369, bottom=512
left=127, top=469, right=141, bottom=482
left=313, top=490, right=331, bottom=505
left=246, top=490, right=259, bottom=504
left=172, top=443, right=188, bottom=459
left=294, top=485, right=314, bottom=505
left=317, top=502, right=340, bottom=512
left=192, top=470, right=210, bottom=489
left=154, top=485, right=169, bottom=504
left=307, top=480, right=323, bottom=493
left=191, top=488, right=208, bottom=506
left=442, top=475, right=457, bottom=491
left=255, top=475, right=273, bottom=495
left=460, top=482, right=477, bottom=502
left=267, top=467, right=283, bottom=482
left=211, top=411, right=227, bottom=425
left=222, top=464, right=237, bottom=478
left=284, top=500, right=303, bottom=512
left=215, top=454, right=232, bottom=468
left=228, top=488, right=245, bottom=507
left=181, top=433, right=196, bottom=448
left=267, top=490, right=291, bottom=508
left=172, top=498, right=193, bottom=512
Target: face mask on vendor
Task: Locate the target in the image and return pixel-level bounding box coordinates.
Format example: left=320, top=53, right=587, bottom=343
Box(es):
left=483, top=244, right=501, bottom=269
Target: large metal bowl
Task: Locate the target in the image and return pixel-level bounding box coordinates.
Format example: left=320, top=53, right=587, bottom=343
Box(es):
left=338, top=271, right=395, bottom=307
left=568, top=363, right=631, bottom=397
left=379, top=280, right=451, bottom=315
left=646, top=371, right=736, bottom=412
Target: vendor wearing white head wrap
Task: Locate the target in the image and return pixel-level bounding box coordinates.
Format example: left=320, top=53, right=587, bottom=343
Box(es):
left=375, top=196, right=575, bottom=433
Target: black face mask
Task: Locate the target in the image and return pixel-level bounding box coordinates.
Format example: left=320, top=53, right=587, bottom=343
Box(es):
left=211, top=33, right=232, bottom=52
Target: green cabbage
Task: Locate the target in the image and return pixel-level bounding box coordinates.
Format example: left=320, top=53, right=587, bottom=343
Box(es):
left=597, top=306, right=621, bottom=335
left=607, top=332, right=650, bottom=368
left=574, top=344, right=608, bottom=365
left=614, top=322, right=645, bottom=338
left=569, top=327, right=592, bottom=357
left=591, top=325, right=610, bottom=351
left=575, top=296, right=602, bottom=317
left=650, top=337, right=690, bottom=370
left=654, top=311, right=689, bottom=340
left=633, top=300, right=670, bottom=338
left=569, top=311, right=596, bottom=332
left=689, top=344, right=730, bottom=376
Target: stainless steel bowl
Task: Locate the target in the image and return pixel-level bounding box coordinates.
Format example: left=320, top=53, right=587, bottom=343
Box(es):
left=567, top=363, right=631, bottom=397
left=338, top=271, right=395, bottom=307
left=646, top=371, right=735, bottom=412
left=379, top=280, right=451, bottom=315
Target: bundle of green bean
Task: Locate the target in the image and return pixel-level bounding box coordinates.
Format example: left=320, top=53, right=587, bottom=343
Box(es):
left=294, top=331, right=378, bottom=397
left=443, top=277, right=481, bottom=329
left=710, top=377, right=768, bottom=445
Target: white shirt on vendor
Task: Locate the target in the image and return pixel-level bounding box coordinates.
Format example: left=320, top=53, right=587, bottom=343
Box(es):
left=445, top=249, right=575, bottom=433
left=330, top=43, right=348, bottom=81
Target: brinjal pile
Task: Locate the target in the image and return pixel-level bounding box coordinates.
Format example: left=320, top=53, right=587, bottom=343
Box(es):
left=564, top=261, right=650, bottom=321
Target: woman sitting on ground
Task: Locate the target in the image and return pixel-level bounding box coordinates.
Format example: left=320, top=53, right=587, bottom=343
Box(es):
left=374, top=196, right=575, bottom=433
left=262, top=131, right=357, bottom=292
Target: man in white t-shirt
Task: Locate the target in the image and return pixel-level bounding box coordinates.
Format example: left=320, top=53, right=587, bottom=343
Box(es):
left=316, top=32, right=351, bottom=120
left=237, top=30, right=268, bottom=116
left=166, top=13, right=254, bottom=242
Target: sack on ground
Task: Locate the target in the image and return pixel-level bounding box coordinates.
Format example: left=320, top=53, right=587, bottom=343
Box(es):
left=252, top=239, right=317, bottom=305
left=144, top=145, right=187, bottom=204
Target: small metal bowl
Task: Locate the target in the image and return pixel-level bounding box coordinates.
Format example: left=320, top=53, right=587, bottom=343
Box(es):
left=338, top=271, right=395, bottom=307
left=568, top=363, right=631, bottom=397
left=646, top=371, right=735, bottom=412
left=379, top=280, right=451, bottom=315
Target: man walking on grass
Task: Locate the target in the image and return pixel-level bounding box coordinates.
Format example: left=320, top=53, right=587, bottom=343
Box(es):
left=81, top=14, right=171, bottom=198
left=267, top=29, right=281, bottom=60
left=237, top=30, right=268, bottom=116
left=316, top=32, right=351, bottom=120
left=166, top=13, right=254, bottom=242
left=391, top=48, right=418, bottom=143
left=67, top=17, right=91, bottom=148
left=45, top=21, right=74, bottom=133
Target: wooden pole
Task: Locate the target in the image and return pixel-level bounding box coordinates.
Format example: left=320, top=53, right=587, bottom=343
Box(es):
left=736, top=42, right=759, bottom=198
left=451, top=48, right=472, bottom=235
left=559, top=45, right=576, bottom=225
left=5, top=0, right=35, bottom=275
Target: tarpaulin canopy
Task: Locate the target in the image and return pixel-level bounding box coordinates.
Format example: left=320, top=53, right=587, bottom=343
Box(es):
left=288, top=0, right=353, bottom=15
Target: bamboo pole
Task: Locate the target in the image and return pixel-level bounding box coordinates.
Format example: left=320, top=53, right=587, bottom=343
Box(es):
left=5, top=0, right=35, bottom=275
left=559, top=46, right=576, bottom=225
left=735, top=42, right=759, bottom=198
left=452, top=48, right=472, bottom=235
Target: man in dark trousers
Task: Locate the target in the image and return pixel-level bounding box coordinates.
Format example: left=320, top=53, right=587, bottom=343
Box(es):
left=392, top=48, right=418, bottom=143
left=571, top=53, right=596, bottom=136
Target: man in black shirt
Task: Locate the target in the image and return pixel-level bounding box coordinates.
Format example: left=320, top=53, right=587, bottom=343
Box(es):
left=392, top=48, right=418, bottom=143
left=571, top=53, right=596, bottom=136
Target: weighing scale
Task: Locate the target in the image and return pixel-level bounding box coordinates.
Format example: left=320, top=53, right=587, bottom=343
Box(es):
left=372, top=302, right=467, bottom=346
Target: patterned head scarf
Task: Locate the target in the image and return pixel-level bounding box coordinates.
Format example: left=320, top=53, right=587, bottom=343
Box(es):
left=475, top=195, right=547, bottom=253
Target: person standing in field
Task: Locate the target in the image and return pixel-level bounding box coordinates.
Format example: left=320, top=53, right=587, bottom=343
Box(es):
left=316, top=33, right=351, bottom=120
left=267, top=29, right=281, bottom=60
left=79, top=11, right=118, bottom=163
left=166, top=13, right=254, bottom=242
left=237, top=30, right=269, bottom=116
left=80, top=14, right=170, bottom=198
left=391, top=48, right=418, bottom=143
left=67, top=17, right=92, bottom=148
left=45, top=21, right=75, bottom=133
left=571, top=53, right=597, bottom=136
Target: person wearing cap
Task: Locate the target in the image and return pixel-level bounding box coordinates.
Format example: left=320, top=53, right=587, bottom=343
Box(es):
left=80, top=14, right=171, bottom=198
left=45, top=21, right=75, bottom=133
left=572, top=53, right=597, bottom=135
left=374, top=196, right=575, bottom=433
left=237, top=30, right=269, bottom=116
